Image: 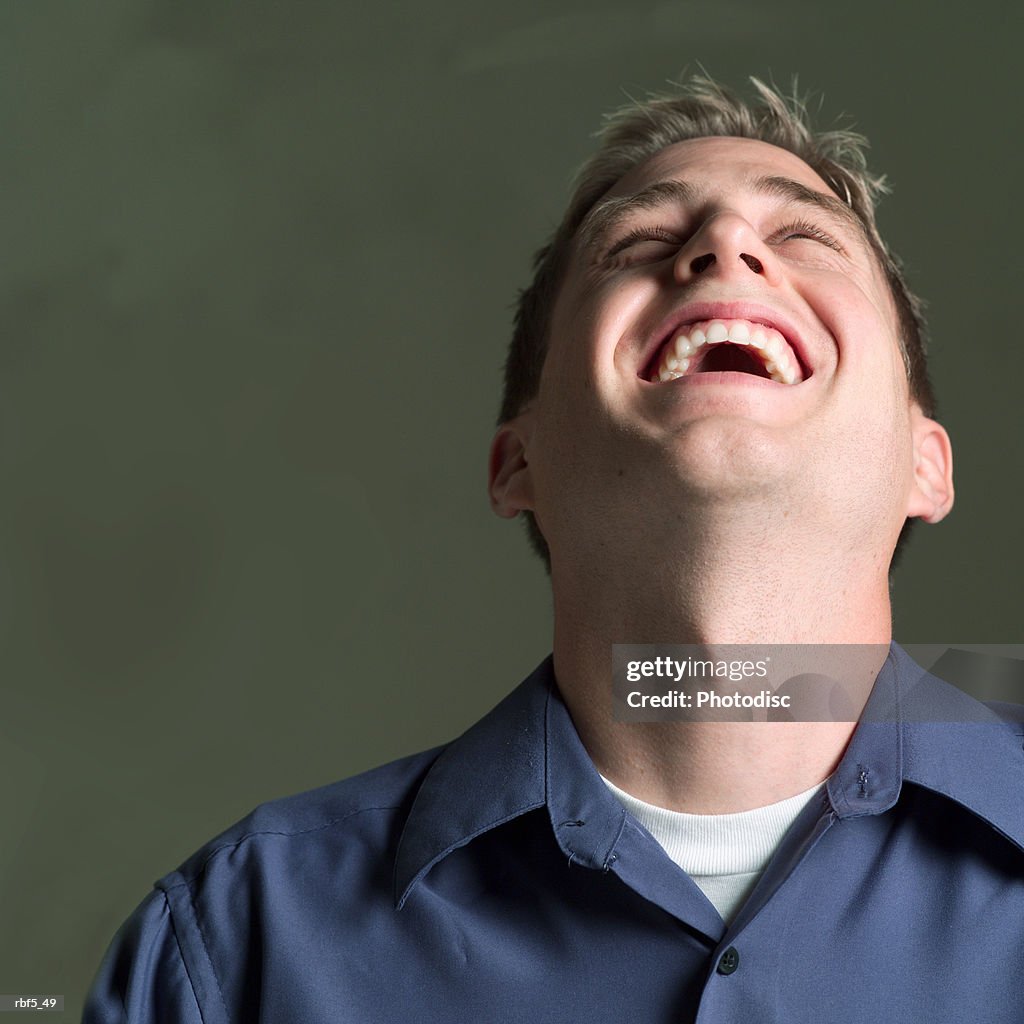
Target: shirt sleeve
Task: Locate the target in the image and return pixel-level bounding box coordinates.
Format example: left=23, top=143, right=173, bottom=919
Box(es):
left=82, top=889, right=205, bottom=1024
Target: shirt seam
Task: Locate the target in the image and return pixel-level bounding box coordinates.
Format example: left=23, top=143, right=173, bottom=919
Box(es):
left=181, top=880, right=228, bottom=1024
left=602, top=807, right=629, bottom=870
left=161, top=888, right=217, bottom=1024
left=160, top=805, right=403, bottom=890
left=115, top=894, right=177, bottom=1024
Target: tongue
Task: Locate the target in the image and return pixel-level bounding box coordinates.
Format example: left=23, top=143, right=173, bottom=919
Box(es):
left=695, top=343, right=771, bottom=378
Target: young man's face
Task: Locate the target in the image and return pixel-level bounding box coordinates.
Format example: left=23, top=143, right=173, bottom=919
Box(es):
left=491, top=136, right=952, bottom=568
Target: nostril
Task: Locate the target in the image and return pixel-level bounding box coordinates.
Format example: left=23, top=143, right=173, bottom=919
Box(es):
left=740, top=253, right=764, bottom=274
left=690, top=253, right=715, bottom=274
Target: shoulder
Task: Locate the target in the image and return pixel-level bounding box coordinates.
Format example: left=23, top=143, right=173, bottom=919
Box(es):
left=166, top=743, right=445, bottom=891
left=161, top=745, right=446, bottom=897
left=83, top=745, right=447, bottom=1024
left=83, top=888, right=201, bottom=1024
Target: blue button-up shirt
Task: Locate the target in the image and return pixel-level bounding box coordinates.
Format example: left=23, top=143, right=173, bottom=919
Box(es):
left=84, top=644, right=1024, bottom=1023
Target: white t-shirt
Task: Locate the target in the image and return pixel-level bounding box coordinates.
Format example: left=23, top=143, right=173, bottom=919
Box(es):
left=602, top=775, right=825, bottom=925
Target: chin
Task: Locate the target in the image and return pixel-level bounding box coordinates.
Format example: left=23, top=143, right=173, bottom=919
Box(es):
left=666, top=421, right=798, bottom=497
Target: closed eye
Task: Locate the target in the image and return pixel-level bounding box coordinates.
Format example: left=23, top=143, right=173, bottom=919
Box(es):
left=604, top=226, right=681, bottom=259
left=772, top=219, right=843, bottom=252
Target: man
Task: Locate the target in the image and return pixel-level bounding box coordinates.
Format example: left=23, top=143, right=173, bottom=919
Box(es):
left=85, top=76, right=1023, bottom=1023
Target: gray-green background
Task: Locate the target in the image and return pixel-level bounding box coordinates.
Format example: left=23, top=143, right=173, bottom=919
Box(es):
left=3, top=1, right=1020, bottom=1015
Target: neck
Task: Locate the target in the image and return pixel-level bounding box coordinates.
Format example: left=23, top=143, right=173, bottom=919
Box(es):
left=548, top=514, right=893, bottom=813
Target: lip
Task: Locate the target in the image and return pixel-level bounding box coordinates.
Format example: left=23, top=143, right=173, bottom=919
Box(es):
left=654, top=370, right=790, bottom=389
left=640, top=300, right=814, bottom=384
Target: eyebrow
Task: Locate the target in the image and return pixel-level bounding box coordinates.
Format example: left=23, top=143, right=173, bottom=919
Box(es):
left=577, top=172, right=870, bottom=257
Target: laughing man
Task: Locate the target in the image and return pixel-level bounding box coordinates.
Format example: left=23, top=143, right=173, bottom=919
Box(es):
left=86, top=77, right=1024, bottom=1024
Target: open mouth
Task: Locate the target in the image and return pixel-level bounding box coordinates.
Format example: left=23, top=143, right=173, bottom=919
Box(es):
left=644, top=318, right=807, bottom=386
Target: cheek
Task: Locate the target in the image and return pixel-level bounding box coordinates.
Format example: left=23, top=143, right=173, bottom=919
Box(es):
left=809, top=278, right=916, bottom=476
left=832, top=394, right=916, bottom=503
left=818, top=278, right=906, bottom=392
left=555, top=272, right=659, bottom=361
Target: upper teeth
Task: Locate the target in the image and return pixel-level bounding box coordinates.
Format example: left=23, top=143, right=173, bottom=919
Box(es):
left=654, top=318, right=802, bottom=386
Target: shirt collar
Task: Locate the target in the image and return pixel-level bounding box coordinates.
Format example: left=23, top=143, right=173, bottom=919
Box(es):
left=394, top=655, right=631, bottom=908
left=393, top=657, right=552, bottom=908
left=395, top=645, right=1024, bottom=907
left=881, top=643, right=1024, bottom=849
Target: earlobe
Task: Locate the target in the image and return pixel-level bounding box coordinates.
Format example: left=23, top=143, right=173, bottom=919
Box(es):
left=488, top=416, right=535, bottom=518
left=905, top=409, right=954, bottom=524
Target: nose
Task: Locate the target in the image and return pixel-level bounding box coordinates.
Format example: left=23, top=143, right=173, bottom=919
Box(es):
left=674, top=212, right=779, bottom=286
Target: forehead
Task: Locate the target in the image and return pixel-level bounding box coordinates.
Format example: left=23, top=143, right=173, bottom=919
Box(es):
left=605, top=136, right=839, bottom=201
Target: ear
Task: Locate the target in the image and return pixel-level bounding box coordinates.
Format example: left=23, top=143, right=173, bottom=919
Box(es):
left=904, top=406, right=954, bottom=524
left=488, top=413, right=535, bottom=519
